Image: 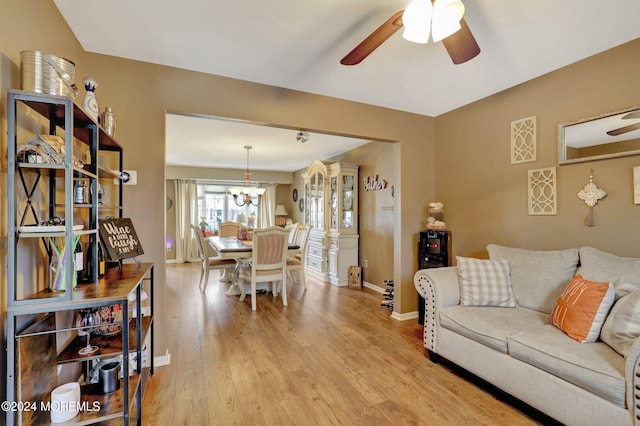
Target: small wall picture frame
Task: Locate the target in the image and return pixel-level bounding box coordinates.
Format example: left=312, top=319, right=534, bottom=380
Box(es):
left=292, top=188, right=298, bottom=202
left=634, top=166, right=640, bottom=205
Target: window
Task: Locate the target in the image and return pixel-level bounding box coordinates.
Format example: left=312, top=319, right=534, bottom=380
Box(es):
left=197, top=183, right=257, bottom=232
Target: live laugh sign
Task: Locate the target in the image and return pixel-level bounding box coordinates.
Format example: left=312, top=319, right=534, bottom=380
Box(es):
left=99, top=218, right=144, bottom=260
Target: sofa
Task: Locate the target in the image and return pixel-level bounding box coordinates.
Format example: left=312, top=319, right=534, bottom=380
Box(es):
left=414, top=245, right=640, bottom=426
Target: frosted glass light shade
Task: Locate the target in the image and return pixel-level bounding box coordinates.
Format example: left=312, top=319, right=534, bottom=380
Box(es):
left=432, top=18, right=461, bottom=42
left=432, top=0, right=465, bottom=42
left=402, top=0, right=432, bottom=44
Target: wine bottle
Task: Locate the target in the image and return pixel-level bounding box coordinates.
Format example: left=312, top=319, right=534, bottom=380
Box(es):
left=75, top=240, right=84, bottom=283
left=98, top=242, right=105, bottom=277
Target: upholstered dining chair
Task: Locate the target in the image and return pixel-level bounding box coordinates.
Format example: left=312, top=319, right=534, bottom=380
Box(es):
left=237, top=226, right=290, bottom=311
left=191, top=225, right=236, bottom=292
left=286, top=224, right=311, bottom=289
left=286, top=222, right=299, bottom=245
left=218, top=221, right=240, bottom=237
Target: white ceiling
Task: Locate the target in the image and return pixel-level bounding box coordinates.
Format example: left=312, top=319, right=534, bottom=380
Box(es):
left=53, top=0, right=640, bottom=171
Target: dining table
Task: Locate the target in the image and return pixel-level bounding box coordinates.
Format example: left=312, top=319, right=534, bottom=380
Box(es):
left=207, top=236, right=300, bottom=299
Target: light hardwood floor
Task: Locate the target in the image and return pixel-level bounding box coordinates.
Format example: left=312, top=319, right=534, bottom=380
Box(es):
left=142, top=263, right=553, bottom=425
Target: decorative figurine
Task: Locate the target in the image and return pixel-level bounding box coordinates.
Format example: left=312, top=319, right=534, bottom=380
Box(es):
left=427, top=202, right=446, bottom=230
left=82, top=77, right=99, bottom=122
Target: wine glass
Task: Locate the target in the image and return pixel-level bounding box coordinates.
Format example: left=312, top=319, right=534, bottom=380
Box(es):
left=78, top=309, right=99, bottom=355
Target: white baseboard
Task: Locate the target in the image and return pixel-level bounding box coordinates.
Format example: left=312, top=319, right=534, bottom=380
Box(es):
left=364, top=281, right=417, bottom=321
left=165, top=259, right=178, bottom=264
left=390, top=310, right=419, bottom=321
left=363, top=281, right=386, bottom=293
left=154, top=349, right=171, bottom=367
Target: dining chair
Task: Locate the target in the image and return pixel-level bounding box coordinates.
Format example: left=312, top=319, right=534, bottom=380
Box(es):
left=191, top=225, right=236, bottom=292
left=218, top=221, right=240, bottom=237
left=286, top=222, right=299, bottom=245
left=237, top=226, right=290, bottom=311
left=287, top=224, right=311, bottom=289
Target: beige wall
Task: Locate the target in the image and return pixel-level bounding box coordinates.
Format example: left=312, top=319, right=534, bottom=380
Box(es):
left=435, top=38, right=640, bottom=259
left=166, top=181, right=177, bottom=259
left=333, top=142, right=395, bottom=287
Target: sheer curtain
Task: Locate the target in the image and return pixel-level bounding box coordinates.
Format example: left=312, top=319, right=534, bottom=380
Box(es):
left=174, top=179, right=199, bottom=263
left=257, top=184, right=276, bottom=228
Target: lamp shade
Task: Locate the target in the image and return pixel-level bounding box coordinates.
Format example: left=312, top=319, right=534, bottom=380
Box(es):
left=274, top=205, right=288, bottom=216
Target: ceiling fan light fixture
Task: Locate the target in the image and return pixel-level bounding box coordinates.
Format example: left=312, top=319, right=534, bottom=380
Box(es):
left=431, top=16, right=462, bottom=42
left=402, top=0, right=432, bottom=44
left=432, top=0, right=465, bottom=42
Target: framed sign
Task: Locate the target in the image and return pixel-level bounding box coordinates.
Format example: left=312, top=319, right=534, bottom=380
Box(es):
left=98, top=218, right=144, bottom=260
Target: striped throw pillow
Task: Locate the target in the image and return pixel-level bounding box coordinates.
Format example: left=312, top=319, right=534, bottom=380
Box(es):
left=457, top=256, right=516, bottom=307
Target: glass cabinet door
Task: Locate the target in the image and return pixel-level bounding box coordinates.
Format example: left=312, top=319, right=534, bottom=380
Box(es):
left=330, top=176, right=338, bottom=230
left=302, top=161, right=328, bottom=230
left=309, top=175, right=316, bottom=228
left=316, top=172, right=324, bottom=230
left=304, top=183, right=310, bottom=224
left=342, top=174, right=355, bottom=230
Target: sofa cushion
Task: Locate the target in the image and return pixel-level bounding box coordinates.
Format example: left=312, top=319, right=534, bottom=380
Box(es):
left=550, top=275, right=615, bottom=343
left=456, top=256, right=516, bottom=307
left=600, top=290, right=640, bottom=357
left=508, top=324, right=625, bottom=407
left=440, top=305, right=548, bottom=353
left=577, top=246, right=640, bottom=297
left=487, top=244, right=579, bottom=313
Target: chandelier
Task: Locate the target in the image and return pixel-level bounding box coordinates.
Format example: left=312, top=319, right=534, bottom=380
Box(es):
left=230, top=145, right=265, bottom=207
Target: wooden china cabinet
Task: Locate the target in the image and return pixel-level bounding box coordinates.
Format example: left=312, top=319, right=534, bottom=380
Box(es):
left=302, top=160, right=359, bottom=286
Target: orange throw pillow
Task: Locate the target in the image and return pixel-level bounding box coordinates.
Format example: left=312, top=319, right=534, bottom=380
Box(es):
left=550, top=275, right=615, bottom=343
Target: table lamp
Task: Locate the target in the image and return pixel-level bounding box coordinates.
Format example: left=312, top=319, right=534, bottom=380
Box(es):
left=274, top=205, right=288, bottom=227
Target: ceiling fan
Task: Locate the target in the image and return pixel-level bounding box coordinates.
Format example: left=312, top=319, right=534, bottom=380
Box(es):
left=606, top=110, right=640, bottom=136
left=341, top=0, right=480, bottom=66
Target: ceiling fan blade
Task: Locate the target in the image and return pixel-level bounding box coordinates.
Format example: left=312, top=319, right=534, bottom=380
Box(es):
left=606, top=122, right=640, bottom=136
left=340, top=11, right=404, bottom=65
left=441, top=18, right=480, bottom=64
left=621, top=111, right=640, bottom=120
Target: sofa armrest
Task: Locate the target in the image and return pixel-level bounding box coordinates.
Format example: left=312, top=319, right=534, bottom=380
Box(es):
left=414, top=267, right=460, bottom=353
left=625, top=337, right=640, bottom=422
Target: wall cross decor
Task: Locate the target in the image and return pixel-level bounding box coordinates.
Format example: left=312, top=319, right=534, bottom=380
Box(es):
left=577, top=170, right=607, bottom=227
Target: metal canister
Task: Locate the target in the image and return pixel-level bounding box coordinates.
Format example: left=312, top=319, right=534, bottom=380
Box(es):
left=101, top=107, right=116, bottom=137
left=20, top=50, right=79, bottom=98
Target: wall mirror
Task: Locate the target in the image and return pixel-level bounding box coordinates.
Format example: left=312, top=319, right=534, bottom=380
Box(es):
left=558, top=106, right=640, bottom=164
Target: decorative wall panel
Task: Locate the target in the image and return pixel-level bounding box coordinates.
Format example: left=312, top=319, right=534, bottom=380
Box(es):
left=528, top=167, right=557, bottom=215
left=511, top=116, right=537, bottom=164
